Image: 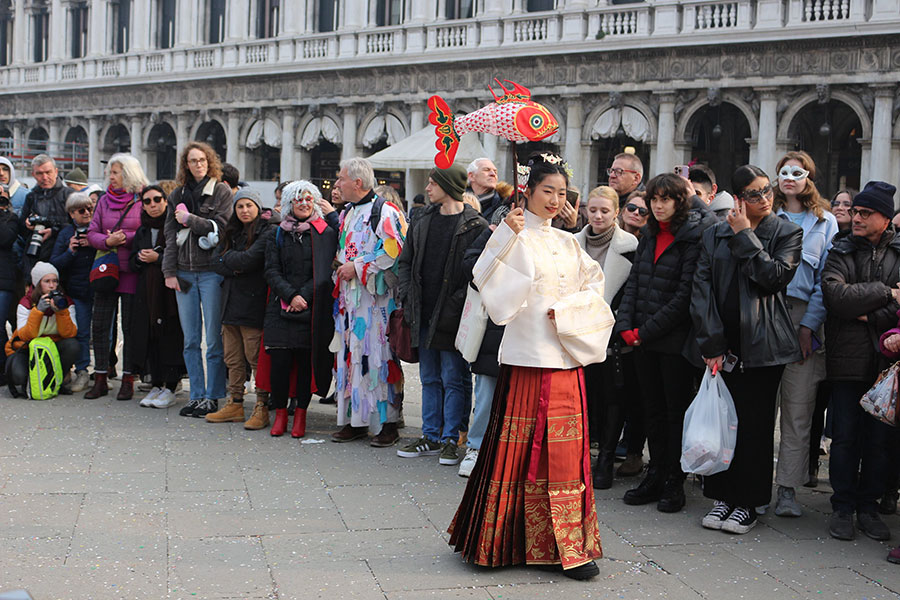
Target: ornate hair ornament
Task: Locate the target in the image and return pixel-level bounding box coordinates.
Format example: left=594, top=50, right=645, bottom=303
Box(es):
left=536, top=152, right=575, bottom=180
left=516, top=164, right=531, bottom=194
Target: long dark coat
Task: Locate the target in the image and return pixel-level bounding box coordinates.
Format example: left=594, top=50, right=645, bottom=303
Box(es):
left=212, top=218, right=274, bottom=329
left=263, top=219, right=337, bottom=396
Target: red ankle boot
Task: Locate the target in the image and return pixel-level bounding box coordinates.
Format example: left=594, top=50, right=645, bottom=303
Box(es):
left=270, top=409, right=289, bottom=437
left=291, top=408, right=307, bottom=438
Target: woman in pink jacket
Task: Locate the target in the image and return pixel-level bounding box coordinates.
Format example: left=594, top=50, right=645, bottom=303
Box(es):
left=84, top=153, right=147, bottom=400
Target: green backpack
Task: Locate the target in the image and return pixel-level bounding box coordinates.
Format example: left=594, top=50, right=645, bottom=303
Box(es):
left=28, top=337, right=62, bottom=400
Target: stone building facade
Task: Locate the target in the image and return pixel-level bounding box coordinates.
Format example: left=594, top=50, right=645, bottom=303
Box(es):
left=1, top=0, right=899, bottom=200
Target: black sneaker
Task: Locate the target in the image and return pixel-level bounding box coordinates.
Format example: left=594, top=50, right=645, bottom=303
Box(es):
left=191, top=398, right=218, bottom=418
left=721, top=506, right=757, bottom=534
left=179, top=399, right=200, bottom=417
left=858, top=512, right=891, bottom=541
left=828, top=511, right=855, bottom=540
left=701, top=501, right=733, bottom=530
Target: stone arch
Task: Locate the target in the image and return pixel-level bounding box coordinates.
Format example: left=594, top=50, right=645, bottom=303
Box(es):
left=103, top=123, right=131, bottom=154
left=142, top=118, right=177, bottom=150
left=675, top=92, right=758, bottom=145
left=778, top=90, right=872, bottom=141
left=65, top=125, right=88, bottom=145
left=582, top=99, right=657, bottom=144
left=195, top=119, right=228, bottom=161
left=356, top=107, right=409, bottom=150
left=188, top=114, right=226, bottom=141
left=297, top=111, right=342, bottom=150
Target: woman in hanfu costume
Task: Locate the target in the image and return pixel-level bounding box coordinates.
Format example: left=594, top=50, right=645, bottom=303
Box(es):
left=449, top=153, right=615, bottom=580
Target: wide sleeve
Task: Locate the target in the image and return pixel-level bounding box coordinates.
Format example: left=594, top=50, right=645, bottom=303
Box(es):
left=691, top=231, right=728, bottom=359
left=728, top=225, right=802, bottom=294
left=355, top=203, right=407, bottom=294
left=550, top=243, right=615, bottom=365
left=472, top=221, right=534, bottom=326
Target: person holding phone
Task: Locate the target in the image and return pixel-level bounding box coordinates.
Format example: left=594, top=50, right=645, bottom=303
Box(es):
left=770, top=151, right=839, bottom=518
left=690, top=165, right=802, bottom=534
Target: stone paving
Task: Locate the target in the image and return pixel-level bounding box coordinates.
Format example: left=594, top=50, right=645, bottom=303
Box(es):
left=2, top=367, right=900, bottom=599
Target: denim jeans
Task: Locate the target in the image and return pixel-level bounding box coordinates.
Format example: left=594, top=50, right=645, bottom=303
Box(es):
left=418, top=344, right=471, bottom=444
left=0, top=290, right=15, bottom=370
left=175, top=270, right=226, bottom=401
left=71, top=296, right=93, bottom=372
left=466, top=374, right=496, bottom=450
left=829, top=381, right=895, bottom=514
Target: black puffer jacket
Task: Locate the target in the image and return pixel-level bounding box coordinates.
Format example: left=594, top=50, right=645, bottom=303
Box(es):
left=397, top=204, right=488, bottom=351
left=689, top=213, right=803, bottom=368
left=615, top=211, right=705, bottom=354
left=213, top=218, right=274, bottom=329
left=823, top=227, right=900, bottom=382
left=462, top=226, right=504, bottom=377
left=0, top=209, right=22, bottom=292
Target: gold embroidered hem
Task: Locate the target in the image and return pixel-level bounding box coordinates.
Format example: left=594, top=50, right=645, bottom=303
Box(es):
left=448, top=365, right=602, bottom=569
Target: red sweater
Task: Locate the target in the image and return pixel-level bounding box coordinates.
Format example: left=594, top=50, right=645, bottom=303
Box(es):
left=654, top=221, right=674, bottom=263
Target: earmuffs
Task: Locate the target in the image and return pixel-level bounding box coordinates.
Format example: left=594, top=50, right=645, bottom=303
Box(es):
left=198, top=220, right=219, bottom=250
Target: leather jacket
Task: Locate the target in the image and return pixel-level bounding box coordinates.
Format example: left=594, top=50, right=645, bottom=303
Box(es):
left=688, top=213, right=803, bottom=368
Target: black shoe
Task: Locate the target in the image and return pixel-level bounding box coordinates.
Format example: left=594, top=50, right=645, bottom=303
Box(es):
left=191, top=398, right=218, bottom=418
left=592, top=451, right=614, bottom=490
left=108, top=365, right=118, bottom=380
left=287, top=397, right=296, bottom=416
left=623, top=469, right=664, bottom=506
left=319, top=393, right=336, bottom=405
left=804, top=461, right=819, bottom=488
left=179, top=399, right=200, bottom=417
left=858, top=512, right=891, bottom=541
left=657, top=477, right=686, bottom=513
left=878, top=490, right=898, bottom=515
left=828, top=511, right=855, bottom=540
left=561, top=561, right=599, bottom=580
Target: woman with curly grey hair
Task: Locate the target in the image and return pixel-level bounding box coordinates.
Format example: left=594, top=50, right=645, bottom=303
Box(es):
left=84, top=153, right=147, bottom=400
left=263, top=180, right=337, bottom=438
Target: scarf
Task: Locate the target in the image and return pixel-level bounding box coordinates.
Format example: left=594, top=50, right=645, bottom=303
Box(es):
left=183, top=176, right=210, bottom=213
left=139, top=210, right=173, bottom=327
left=585, top=225, right=616, bottom=266
left=280, top=211, right=317, bottom=236
left=105, top=187, right=134, bottom=209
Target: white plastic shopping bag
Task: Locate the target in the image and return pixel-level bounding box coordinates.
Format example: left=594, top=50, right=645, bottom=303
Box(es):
left=680, top=366, right=738, bottom=476
left=455, top=285, right=488, bottom=363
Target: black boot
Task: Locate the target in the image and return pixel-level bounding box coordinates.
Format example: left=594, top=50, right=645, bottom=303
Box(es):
left=657, top=476, right=686, bottom=513
left=592, top=450, right=615, bottom=490
left=879, top=487, right=899, bottom=515
left=623, top=467, right=664, bottom=505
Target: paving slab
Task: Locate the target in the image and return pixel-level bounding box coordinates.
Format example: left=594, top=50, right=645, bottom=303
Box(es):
left=168, top=537, right=273, bottom=598
left=329, top=484, right=432, bottom=530
left=261, top=527, right=450, bottom=562
left=271, top=557, right=384, bottom=600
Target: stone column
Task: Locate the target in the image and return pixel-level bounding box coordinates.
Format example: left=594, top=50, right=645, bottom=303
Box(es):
left=88, top=0, right=106, bottom=57
left=280, top=109, right=296, bottom=181
left=281, top=0, right=299, bottom=35
left=225, top=111, right=246, bottom=177
left=340, top=104, right=358, bottom=160
left=12, top=122, right=24, bottom=163
left=176, top=0, right=193, bottom=47
left=651, top=92, right=676, bottom=176
left=226, top=0, right=244, bottom=40
left=175, top=113, right=189, bottom=153
left=869, top=85, right=895, bottom=182
left=563, top=98, right=586, bottom=194
left=129, top=115, right=144, bottom=164
left=12, top=0, right=26, bottom=65
left=480, top=0, right=504, bottom=46
left=49, top=0, right=65, bottom=61
left=405, top=103, right=426, bottom=205
left=131, top=0, right=148, bottom=51
left=754, top=87, right=778, bottom=175
left=340, top=0, right=365, bottom=57
left=88, top=117, right=101, bottom=179
left=48, top=119, right=62, bottom=153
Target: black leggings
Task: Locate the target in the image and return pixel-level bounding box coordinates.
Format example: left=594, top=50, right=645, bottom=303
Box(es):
left=7, top=338, right=80, bottom=390
left=267, top=348, right=311, bottom=410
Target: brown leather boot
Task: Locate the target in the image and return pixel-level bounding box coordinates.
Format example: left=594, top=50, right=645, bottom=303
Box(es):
left=206, top=398, right=246, bottom=423
left=244, top=400, right=270, bottom=430
left=370, top=422, right=399, bottom=447
left=84, top=372, right=109, bottom=399
left=116, top=373, right=135, bottom=401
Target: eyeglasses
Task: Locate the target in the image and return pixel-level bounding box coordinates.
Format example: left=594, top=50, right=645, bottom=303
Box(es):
left=291, top=196, right=314, bottom=205
left=607, top=167, right=639, bottom=177
left=739, top=185, right=773, bottom=203
left=849, top=207, right=878, bottom=219
left=778, top=166, right=810, bottom=181
left=624, top=203, right=648, bottom=216
left=142, top=195, right=165, bottom=205
left=187, top=158, right=208, bottom=166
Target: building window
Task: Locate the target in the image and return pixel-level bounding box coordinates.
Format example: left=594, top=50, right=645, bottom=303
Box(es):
left=110, top=0, right=131, bottom=54
left=157, top=0, right=176, bottom=49
left=0, top=12, right=12, bottom=66
left=70, top=3, right=89, bottom=59
left=446, top=0, right=474, bottom=19
left=375, top=0, right=406, bottom=26
left=526, top=0, right=555, bottom=11
left=256, top=0, right=280, bottom=38
left=32, top=8, right=49, bottom=63
left=317, top=0, right=338, bottom=32
left=208, top=0, right=226, bottom=43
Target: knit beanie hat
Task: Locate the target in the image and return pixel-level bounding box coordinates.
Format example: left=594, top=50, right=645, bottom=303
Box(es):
left=854, top=181, right=897, bottom=219
left=429, top=164, right=467, bottom=202
left=233, top=188, right=262, bottom=212
left=31, top=261, right=59, bottom=287
left=64, top=168, right=88, bottom=186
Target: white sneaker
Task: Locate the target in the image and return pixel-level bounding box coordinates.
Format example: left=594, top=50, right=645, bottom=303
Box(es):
left=458, top=448, right=478, bottom=478
left=70, top=370, right=90, bottom=393
left=140, top=387, right=163, bottom=407
left=150, top=389, right=177, bottom=408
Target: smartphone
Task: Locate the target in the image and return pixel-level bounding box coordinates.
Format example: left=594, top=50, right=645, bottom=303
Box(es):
left=176, top=276, right=192, bottom=292
left=810, top=332, right=822, bottom=353
left=674, top=165, right=691, bottom=179
left=566, top=189, right=579, bottom=206
left=722, top=352, right=739, bottom=373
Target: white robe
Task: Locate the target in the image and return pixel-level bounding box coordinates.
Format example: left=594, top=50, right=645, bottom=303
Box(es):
left=473, top=210, right=615, bottom=370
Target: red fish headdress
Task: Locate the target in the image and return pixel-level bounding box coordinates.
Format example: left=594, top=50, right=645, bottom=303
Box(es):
left=426, top=79, right=559, bottom=169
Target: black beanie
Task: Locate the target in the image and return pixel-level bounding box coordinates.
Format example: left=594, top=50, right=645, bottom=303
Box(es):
left=854, top=181, right=896, bottom=219
left=429, top=164, right=467, bottom=202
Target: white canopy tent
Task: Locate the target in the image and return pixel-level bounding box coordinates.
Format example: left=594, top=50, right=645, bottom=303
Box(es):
left=367, top=125, right=490, bottom=206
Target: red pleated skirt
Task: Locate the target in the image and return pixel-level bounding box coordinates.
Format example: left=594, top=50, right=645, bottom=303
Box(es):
left=448, top=365, right=602, bottom=569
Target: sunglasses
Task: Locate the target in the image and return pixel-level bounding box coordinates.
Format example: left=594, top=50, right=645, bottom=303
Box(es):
left=778, top=166, right=809, bottom=181
left=624, top=203, right=648, bottom=217
left=740, top=185, right=773, bottom=203
left=142, top=195, right=165, bottom=205
left=74, top=207, right=92, bottom=214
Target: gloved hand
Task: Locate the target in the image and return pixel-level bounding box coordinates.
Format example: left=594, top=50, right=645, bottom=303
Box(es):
left=620, top=328, right=641, bottom=347
left=36, top=295, right=51, bottom=312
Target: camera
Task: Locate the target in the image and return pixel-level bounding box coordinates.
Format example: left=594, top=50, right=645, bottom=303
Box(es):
left=0, top=185, right=9, bottom=208
left=26, top=214, right=54, bottom=257
left=75, top=225, right=88, bottom=239
left=48, top=290, right=68, bottom=310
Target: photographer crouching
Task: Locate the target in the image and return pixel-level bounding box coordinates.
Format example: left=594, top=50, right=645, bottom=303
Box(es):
left=50, top=192, right=95, bottom=393
left=5, top=262, right=78, bottom=397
